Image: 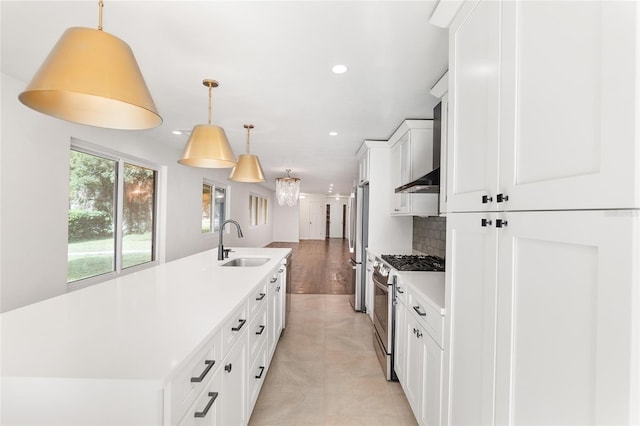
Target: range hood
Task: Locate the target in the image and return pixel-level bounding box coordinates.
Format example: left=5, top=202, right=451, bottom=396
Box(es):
left=395, top=102, right=442, bottom=194
left=395, top=167, right=440, bottom=194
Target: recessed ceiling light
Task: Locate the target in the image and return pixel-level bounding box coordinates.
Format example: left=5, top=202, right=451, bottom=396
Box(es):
left=172, top=130, right=182, bottom=135
left=332, top=64, right=347, bottom=74
left=329, top=131, right=338, bottom=136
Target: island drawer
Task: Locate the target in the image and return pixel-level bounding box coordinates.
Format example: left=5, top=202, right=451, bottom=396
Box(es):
left=249, top=281, right=268, bottom=317
left=168, top=330, right=222, bottom=425
left=248, top=303, right=268, bottom=363
left=222, top=299, right=249, bottom=356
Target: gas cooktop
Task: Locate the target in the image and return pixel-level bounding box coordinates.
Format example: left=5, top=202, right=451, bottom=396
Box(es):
left=380, top=254, right=445, bottom=272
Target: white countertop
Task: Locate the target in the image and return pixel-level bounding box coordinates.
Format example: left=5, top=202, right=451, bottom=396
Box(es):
left=0, top=247, right=290, bottom=382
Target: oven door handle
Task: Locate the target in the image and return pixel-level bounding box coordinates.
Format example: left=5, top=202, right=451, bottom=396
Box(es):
left=373, top=275, right=389, bottom=293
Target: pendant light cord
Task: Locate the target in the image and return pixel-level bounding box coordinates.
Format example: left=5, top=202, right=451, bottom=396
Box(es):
left=98, top=0, right=104, bottom=31
left=207, top=84, right=212, bottom=125
left=246, top=126, right=251, bottom=154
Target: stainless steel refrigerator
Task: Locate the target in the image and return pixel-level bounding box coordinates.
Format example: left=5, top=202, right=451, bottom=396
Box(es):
left=348, top=182, right=368, bottom=312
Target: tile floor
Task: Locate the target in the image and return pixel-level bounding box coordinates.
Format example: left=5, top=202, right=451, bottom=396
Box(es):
left=248, top=294, right=418, bottom=426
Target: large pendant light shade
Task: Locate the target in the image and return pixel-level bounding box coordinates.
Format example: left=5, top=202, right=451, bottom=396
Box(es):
left=18, top=2, right=161, bottom=130
left=229, top=124, right=266, bottom=182
left=178, top=79, right=237, bottom=168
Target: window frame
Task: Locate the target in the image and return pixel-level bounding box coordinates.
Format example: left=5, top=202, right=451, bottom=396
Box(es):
left=68, top=139, right=162, bottom=291
left=202, top=179, right=229, bottom=235
left=249, top=193, right=269, bottom=227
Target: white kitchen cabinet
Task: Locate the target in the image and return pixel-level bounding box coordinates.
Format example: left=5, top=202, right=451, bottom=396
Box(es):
left=365, top=251, right=375, bottom=322
left=358, top=149, right=370, bottom=186
left=389, top=120, right=439, bottom=217
left=394, top=274, right=445, bottom=426
left=220, top=335, right=246, bottom=426
left=447, top=0, right=640, bottom=213
left=446, top=210, right=640, bottom=425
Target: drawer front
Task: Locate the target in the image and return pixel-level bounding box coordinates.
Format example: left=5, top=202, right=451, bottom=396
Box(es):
left=394, top=275, right=408, bottom=306
left=170, top=330, right=222, bottom=425
left=222, top=300, right=249, bottom=356
left=408, top=290, right=443, bottom=348
left=248, top=304, right=268, bottom=363
left=249, top=281, right=268, bottom=318
left=247, top=344, right=268, bottom=416
left=267, top=270, right=279, bottom=294
left=178, top=365, right=223, bottom=426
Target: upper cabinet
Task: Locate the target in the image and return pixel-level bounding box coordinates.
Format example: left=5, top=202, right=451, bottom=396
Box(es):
left=430, top=72, right=449, bottom=216
left=389, top=120, right=439, bottom=216
left=358, top=148, right=370, bottom=186
left=447, top=0, right=640, bottom=212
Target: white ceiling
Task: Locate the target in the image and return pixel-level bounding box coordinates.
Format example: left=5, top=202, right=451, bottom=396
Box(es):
left=1, top=1, right=449, bottom=196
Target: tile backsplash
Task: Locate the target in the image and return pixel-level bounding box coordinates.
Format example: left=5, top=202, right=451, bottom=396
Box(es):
left=413, top=216, right=446, bottom=259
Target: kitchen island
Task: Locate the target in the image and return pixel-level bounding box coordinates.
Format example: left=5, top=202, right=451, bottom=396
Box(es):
left=1, top=247, right=291, bottom=425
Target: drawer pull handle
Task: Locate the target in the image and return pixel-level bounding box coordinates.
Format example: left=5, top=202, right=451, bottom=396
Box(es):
left=256, top=325, right=266, bottom=335
left=276, top=286, right=281, bottom=292
left=256, top=292, right=266, bottom=301
left=232, top=319, right=246, bottom=331
left=270, top=277, right=278, bottom=284
left=225, top=363, right=232, bottom=373
left=416, top=330, right=423, bottom=338
left=190, top=360, right=215, bottom=383
left=194, top=392, right=219, bottom=418
left=278, top=268, right=285, bottom=273
left=413, top=305, right=427, bottom=316
left=396, top=287, right=404, bottom=294
left=255, top=366, right=265, bottom=379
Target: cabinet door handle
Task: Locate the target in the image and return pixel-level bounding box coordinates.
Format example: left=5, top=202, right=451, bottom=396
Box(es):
left=231, top=319, right=246, bottom=331
left=482, top=195, right=493, bottom=204
left=255, top=366, right=265, bottom=379
left=416, top=330, right=423, bottom=338
left=225, top=363, right=232, bottom=373
left=256, top=292, right=266, bottom=301
left=256, top=325, right=265, bottom=335
left=481, top=218, right=492, bottom=227
left=270, top=277, right=278, bottom=284
left=194, top=392, right=219, bottom=418
left=276, top=286, right=281, bottom=292
left=413, top=305, right=427, bottom=316
left=497, top=193, right=509, bottom=203
left=496, top=219, right=508, bottom=228
left=190, top=360, right=215, bottom=383
left=278, top=268, right=285, bottom=273
left=396, top=287, right=404, bottom=294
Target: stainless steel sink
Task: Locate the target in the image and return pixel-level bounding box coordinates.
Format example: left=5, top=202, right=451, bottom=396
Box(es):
left=221, top=257, right=270, bottom=267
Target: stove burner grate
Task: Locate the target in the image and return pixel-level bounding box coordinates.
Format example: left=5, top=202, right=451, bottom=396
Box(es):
left=380, top=254, right=445, bottom=272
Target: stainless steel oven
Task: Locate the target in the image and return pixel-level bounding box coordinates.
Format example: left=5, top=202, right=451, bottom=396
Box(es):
left=372, top=258, right=396, bottom=380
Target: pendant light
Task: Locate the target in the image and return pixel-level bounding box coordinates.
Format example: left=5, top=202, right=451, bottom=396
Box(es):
left=178, top=79, right=237, bottom=168
left=275, top=169, right=301, bottom=207
left=229, top=124, right=266, bottom=182
left=18, top=0, right=161, bottom=130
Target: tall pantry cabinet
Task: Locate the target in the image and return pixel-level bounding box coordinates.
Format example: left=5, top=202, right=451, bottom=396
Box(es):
left=443, top=1, right=640, bottom=425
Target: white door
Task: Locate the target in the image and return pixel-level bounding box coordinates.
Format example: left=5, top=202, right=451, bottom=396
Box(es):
left=329, top=202, right=344, bottom=238
left=494, top=210, right=640, bottom=425
left=308, top=202, right=325, bottom=240
left=498, top=0, right=640, bottom=211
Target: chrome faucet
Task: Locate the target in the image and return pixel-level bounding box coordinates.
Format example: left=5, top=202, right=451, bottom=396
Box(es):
left=218, top=219, right=243, bottom=260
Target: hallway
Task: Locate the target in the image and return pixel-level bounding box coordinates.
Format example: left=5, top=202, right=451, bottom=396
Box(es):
left=251, top=240, right=417, bottom=425
left=267, top=239, right=352, bottom=294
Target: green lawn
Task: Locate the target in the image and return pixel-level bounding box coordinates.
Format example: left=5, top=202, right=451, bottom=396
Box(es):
left=67, top=233, right=153, bottom=282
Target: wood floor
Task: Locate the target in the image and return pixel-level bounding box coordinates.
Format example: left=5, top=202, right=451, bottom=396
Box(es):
left=267, top=239, right=352, bottom=294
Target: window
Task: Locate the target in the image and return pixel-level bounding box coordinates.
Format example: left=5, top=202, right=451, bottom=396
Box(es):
left=68, top=145, right=158, bottom=284
left=249, top=194, right=269, bottom=226
left=202, top=181, right=226, bottom=233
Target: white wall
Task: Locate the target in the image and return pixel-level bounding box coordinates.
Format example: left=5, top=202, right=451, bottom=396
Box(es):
left=273, top=202, right=299, bottom=242
left=0, top=73, right=275, bottom=312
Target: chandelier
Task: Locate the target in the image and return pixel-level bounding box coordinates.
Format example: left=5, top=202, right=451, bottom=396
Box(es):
left=18, top=0, right=161, bottom=129
left=275, top=169, right=301, bottom=207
